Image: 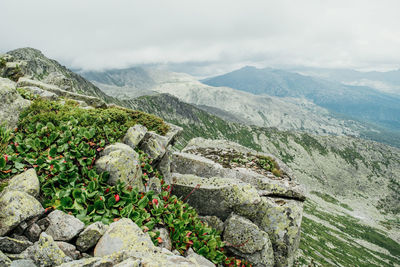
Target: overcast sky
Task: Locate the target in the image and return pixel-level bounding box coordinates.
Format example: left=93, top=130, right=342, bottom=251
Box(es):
left=1, top=0, right=400, bottom=75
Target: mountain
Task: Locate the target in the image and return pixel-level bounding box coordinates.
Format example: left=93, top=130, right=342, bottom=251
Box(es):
left=203, top=66, right=400, bottom=132
left=292, top=67, right=400, bottom=95
left=82, top=67, right=370, bottom=137
left=123, top=93, right=400, bottom=266
left=4, top=48, right=116, bottom=103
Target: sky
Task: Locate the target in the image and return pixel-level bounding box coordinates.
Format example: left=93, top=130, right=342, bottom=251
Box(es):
left=1, top=0, right=400, bottom=76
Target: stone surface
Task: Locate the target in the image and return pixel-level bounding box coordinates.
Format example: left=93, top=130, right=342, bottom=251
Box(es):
left=37, top=217, right=50, bottom=231
left=0, top=77, right=30, bottom=129
left=122, top=124, right=147, bottom=148
left=0, top=190, right=44, bottom=236
left=76, top=221, right=108, bottom=252
left=10, top=259, right=37, bottom=267
left=95, top=143, right=143, bottom=191
left=0, top=250, right=11, bottom=266
left=20, top=86, right=58, bottom=100
left=139, top=132, right=168, bottom=162
left=45, top=210, right=85, bottom=241
left=185, top=248, right=215, bottom=267
left=114, top=258, right=141, bottom=267
left=21, top=232, right=71, bottom=267
left=155, top=227, right=172, bottom=251
left=94, top=218, right=154, bottom=257
left=3, top=169, right=40, bottom=197
left=171, top=173, right=261, bottom=220
left=198, top=216, right=224, bottom=232
left=250, top=197, right=304, bottom=267
left=56, top=242, right=80, bottom=260
left=58, top=257, right=104, bottom=267
left=17, top=77, right=106, bottom=108
left=157, top=147, right=172, bottom=184
left=223, top=214, right=274, bottom=267
left=25, top=223, right=42, bottom=242
left=164, top=123, right=183, bottom=145
left=94, top=219, right=201, bottom=267
left=0, top=236, right=32, bottom=254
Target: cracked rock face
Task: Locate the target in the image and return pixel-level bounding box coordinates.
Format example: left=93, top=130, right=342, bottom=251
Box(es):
left=171, top=138, right=305, bottom=267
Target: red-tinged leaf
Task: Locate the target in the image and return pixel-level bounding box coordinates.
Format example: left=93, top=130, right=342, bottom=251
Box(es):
left=113, top=218, right=120, bottom=222
left=157, top=237, right=163, bottom=243
left=114, top=194, right=120, bottom=202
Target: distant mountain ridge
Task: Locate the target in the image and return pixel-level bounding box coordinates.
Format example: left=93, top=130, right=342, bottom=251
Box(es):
left=203, top=66, right=400, bottom=131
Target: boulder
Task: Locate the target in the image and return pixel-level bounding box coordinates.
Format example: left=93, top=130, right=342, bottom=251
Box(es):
left=171, top=173, right=261, bottom=220
left=57, top=257, right=105, bottom=267
left=25, top=223, right=42, bottom=242
left=157, top=148, right=172, bottom=184
left=56, top=242, right=80, bottom=260
left=0, top=236, right=32, bottom=254
left=0, top=77, right=30, bottom=129
left=164, top=123, right=183, bottom=145
left=223, top=214, right=274, bottom=267
left=139, top=132, right=168, bottom=162
left=45, top=210, right=85, bottom=241
left=122, top=125, right=147, bottom=149
left=2, top=169, right=40, bottom=197
left=95, top=143, right=143, bottom=191
left=94, top=219, right=201, bottom=267
left=76, top=221, right=108, bottom=252
left=21, top=232, right=71, bottom=267
left=185, top=248, right=215, bottom=267
left=0, top=190, right=44, bottom=236
left=250, top=197, right=304, bottom=267
left=94, top=218, right=154, bottom=257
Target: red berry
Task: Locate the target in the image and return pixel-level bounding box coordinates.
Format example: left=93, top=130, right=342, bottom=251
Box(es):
left=114, top=194, right=120, bottom=202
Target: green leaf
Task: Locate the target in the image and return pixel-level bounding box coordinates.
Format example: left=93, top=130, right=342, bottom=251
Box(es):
left=49, top=147, right=57, bottom=158
left=0, top=157, right=5, bottom=169
left=60, top=197, right=73, bottom=208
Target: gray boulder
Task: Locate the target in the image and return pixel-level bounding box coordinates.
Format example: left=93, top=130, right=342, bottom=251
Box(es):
left=185, top=248, right=215, bottom=267
left=0, top=236, right=32, bottom=254
left=45, top=210, right=85, bottom=241
left=139, top=132, right=168, bottom=162
left=198, top=216, right=224, bottom=232
left=164, top=123, right=183, bottom=145
left=0, top=77, right=30, bottom=129
left=122, top=124, right=147, bottom=148
left=56, top=242, right=80, bottom=260
left=95, top=143, right=143, bottom=191
left=25, top=223, right=42, bottom=242
left=0, top=190, right=44, bottom=236
left=94, top=219, right=201, bottom=267
left=76, top=221, right=108, bottom=252
left=250, top=197, right=304, bottom=267
left=21, top=232, right=71, bottom=267
left=114, top=258, right=141, bottom=267
left=171, top=173, right=261, bottom=220
left=223, top=214, right=274, bottom=267
left=3, top=169, right=40, bottom=197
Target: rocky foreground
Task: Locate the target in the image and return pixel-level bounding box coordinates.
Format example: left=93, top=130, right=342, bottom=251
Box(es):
left=0, top=53, right=305, bottom=267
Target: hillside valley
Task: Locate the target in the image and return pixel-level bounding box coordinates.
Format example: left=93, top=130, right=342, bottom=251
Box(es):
left=1, top=48, right=399, bottom=266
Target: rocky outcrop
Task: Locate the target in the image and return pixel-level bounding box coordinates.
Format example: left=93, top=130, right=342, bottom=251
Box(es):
left=170, top=138, right=305, bottom=267
left=0, top=78, right=30, bottom=129
left=0, top=190, right=44, bottom=236
left=45, top=210, right=85, bottom=242
left=17, top=78, right=106, bottom=108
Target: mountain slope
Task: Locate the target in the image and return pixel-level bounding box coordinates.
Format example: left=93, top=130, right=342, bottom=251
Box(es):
left=82, top=67, right=369, bottom=137
left=5, top=48, right=115, bottom=103
left=124, top=93, right=400, bottom=267
left=203, top=66, right=400, bottom=131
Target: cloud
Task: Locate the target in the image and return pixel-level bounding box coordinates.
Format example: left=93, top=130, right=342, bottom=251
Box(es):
left=1, top=0, right=400, bottom=74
